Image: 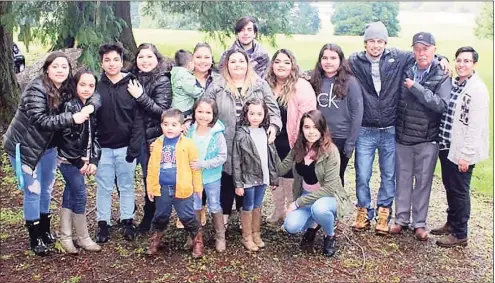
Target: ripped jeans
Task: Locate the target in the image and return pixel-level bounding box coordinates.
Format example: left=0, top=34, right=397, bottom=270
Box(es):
left=8, top=148, right=58, bottom=221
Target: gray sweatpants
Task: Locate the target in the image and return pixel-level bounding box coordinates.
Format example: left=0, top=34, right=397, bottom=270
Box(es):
left=394, top=142, right=439, bottom=228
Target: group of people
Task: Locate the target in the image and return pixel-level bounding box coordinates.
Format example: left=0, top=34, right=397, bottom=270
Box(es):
left=3, top=16, right=489, bottom=259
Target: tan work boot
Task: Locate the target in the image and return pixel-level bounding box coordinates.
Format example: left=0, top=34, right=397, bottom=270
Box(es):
left=375, top=207, right=390, bottom=235
left=240, top=210, right=258, bottom=251
left=72, top=212, right=101, bottom=252
left=200, top=206, right=207, bottom=226
left=430, top=222, right=452, bottom=235
left=252, top=208, right=265, bottom=248
left=59, top=208, right=78, bottom=254
left=191, top=230, right=204, bottom=258
left=267, top=188, right=285, bottom=223
left=212, top=212, right=226, bottom=252
left=351, top=207, right=370, bottom=231
left=147, top=231, right=164, bottom=255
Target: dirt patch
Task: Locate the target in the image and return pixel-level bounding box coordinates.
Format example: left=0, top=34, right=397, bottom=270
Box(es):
left=0, top=150, right=493, bottom=283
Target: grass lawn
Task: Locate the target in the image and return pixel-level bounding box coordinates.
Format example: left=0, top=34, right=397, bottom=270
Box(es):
left=14, top=13, right=493, bottom=197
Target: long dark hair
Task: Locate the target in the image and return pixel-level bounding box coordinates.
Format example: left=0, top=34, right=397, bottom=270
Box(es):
left=310, top=43, right=353, bottom=99
left=293, top=110, right=333, bottom=163
left=73, top=68, right=98, bottom=99
left=239, top=98, right=270, bottom=130
left=40, top=51, right=73, bottom=110
left=191, top=97, right=219, bottom=128
left=193, top=42, right=218, bottom=72
left=265, top=48, right=301, bottom=107
left=132, top=43, right=173, bottom=74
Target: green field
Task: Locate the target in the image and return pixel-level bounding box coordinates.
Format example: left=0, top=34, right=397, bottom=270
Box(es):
left=14, top=15, right=493, bottom=197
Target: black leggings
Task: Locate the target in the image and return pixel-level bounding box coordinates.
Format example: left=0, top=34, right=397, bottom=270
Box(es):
left=333, top=138, right=351, bottom=187
left=220, top=172, right=243, bottom=215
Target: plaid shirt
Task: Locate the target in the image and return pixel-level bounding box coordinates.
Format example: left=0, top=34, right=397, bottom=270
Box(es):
left=438, top=77, right=468, bottom=150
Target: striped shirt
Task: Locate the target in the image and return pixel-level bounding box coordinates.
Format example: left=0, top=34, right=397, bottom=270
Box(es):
left=235, top=87, right=243, bottom=118
left=438, top=77, right=468, bottom=150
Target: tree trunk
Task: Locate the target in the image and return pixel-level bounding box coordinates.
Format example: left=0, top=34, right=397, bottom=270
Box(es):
left=113, top=1, right=137, bottom=54
left=0, top=1, right=21, bottom=129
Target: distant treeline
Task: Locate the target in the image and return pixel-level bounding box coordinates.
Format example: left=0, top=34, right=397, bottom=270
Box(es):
left=399, top=2, right=483, bottom=14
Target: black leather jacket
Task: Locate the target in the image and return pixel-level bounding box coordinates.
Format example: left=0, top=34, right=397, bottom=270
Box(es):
left=232, top=126, right=280, bottom=188
left=58, top=95, right=102, bottom=168
left=3, top=77, right=101, bottom=170
left=134, top=68, right=172, bottom=145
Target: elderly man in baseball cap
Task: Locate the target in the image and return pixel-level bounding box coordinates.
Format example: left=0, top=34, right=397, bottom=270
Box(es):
left=348, top=23, right=451, bottom=237
left=390, top=31, right=451, bottom=241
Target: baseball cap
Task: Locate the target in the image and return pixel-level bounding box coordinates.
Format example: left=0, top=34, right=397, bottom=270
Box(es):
left=412, top=32, right=436, bottom=46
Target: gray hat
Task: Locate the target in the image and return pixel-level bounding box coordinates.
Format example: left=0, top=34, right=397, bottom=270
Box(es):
left=412, top=32, right=436, bottom=46
left=364, top=21, right=389, bottom=43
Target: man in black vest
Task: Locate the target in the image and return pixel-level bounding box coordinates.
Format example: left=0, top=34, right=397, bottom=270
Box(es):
left=389, top=32, right=451, bottom=240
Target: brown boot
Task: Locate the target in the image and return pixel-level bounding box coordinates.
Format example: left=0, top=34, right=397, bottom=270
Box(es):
left=430, top=222, right=452, bottom=235
left=267, top=188, right=285, bottom=223
left=389, top=223, right=407, bottom=235
left=414, top=228, right=428, bottom=241
left=147, top=231, right=164, bottom=255
left=436, top=234, right=468, bottom=248
left=212, top=213, right=226, bottom=252
left=191, top=230, right=204, bottom=258
left=184, top=211, right=202, bottom=250
left=351, top=207, right=370, bottom=231
left=252, top=208, right=265, bottom=248
left=375, top=207, right=390, bottom=235
left=240, top=210, right=258, bottom=251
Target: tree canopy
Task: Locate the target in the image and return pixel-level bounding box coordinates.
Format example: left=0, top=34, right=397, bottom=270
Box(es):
left=141, top=2, right=320, bottom=38
left=331, top=2, right=400, bottom=37
left=474, top=2, right=494, bottom=40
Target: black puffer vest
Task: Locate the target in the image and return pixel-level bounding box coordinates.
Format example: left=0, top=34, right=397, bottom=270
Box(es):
left=396, top=60, right=449, bottom=145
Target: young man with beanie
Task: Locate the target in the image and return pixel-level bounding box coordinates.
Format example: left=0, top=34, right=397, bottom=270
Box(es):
left=218, top=16, right=270, bottom=79
left=390, top=32, right=451, bottom=241
left=348, top=22, right=450, bottom=235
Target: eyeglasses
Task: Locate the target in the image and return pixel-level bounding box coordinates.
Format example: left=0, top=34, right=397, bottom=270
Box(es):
left=455, top=59, right=474, bottom=65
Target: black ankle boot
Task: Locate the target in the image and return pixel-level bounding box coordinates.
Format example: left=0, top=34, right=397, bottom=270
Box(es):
left=121, top=219, right=137, bottom=241
left=300, top=225, right=321, bottom=253
left=96, top=221, right=110, bottom=243
left=39, top=213, right=55, bottom=245
left=25, top=220, right=49, bottom=256
left=323, top=235, right=338, bottom=257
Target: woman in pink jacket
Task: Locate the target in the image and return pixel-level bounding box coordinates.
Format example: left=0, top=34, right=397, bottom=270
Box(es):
left=265, top=49, right=317, bottom=223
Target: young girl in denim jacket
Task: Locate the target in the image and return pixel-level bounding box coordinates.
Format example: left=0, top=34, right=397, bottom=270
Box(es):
left=232, top=98, right=279, bottom=251
left=185, top=97, right=228, bottom=252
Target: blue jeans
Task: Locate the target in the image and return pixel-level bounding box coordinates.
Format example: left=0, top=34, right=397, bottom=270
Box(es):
left=284, top=196, right=338, bottom=236
left=8, top=148, right=58, bottom=221
left=96, top=147, right=136, bottom=223
left=243, top=185, right=266, bottom=211
left=59, top=163, right=87, bottom=214
left=354, top=126, right=396, bottom=220
left=151, top=185, right=199, bottom=235
left=193, top=179, right=222, bottom=213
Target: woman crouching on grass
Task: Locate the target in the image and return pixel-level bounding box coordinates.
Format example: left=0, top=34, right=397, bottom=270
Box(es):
left=278, top=110, right=353, bottom=257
